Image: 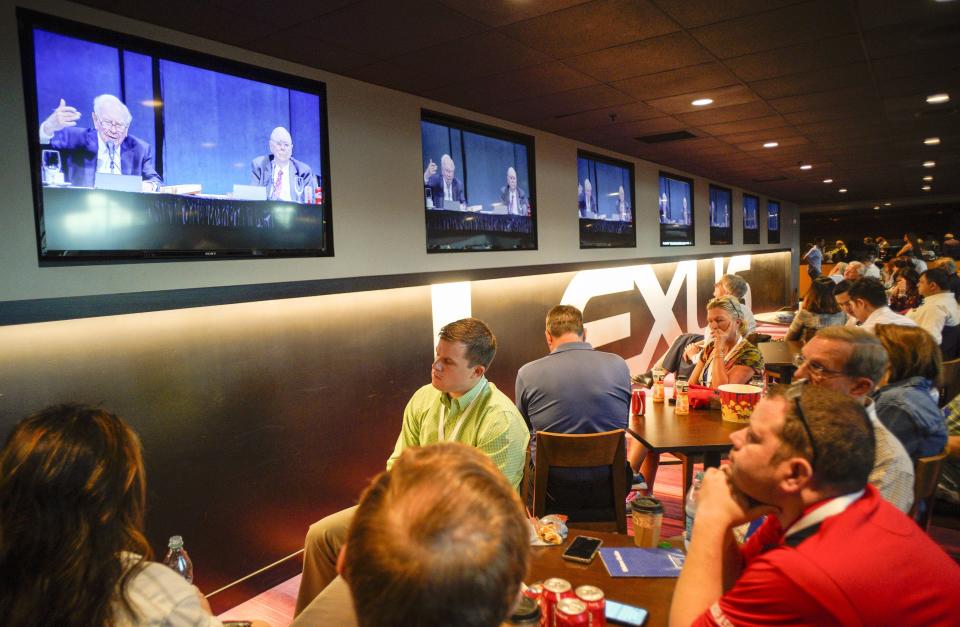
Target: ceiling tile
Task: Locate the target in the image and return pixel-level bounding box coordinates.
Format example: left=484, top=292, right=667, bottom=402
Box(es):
left=861, top=16, right=960, bottom=60
left=768, top=86, right=877, bottom=114
left=220, top=0, right=358, bottom=28
left=653, top=0, right=802, bottom=29
left=421, top=62, right=599, bottom=109
left=748, top=62, right=872, bottom=100
left=732, top=135, right=809, bottom=151
left=246, top=27, right=379, bottom=74
left=500, top=0, right=679, bottom=58
left=611, top=62, right=739, bottom=100
left=484, top=84, right=634, bottom=122
left=696, top=114, right=788, bottom=136
left=723, top=35, right=864, bottom=83
left=646, top=84, right=758, bottom=115
left=856, top=0, right=960, bottom=31
left=678, top=100, right=776, bottom=125
left=531, top=101, right=664, bottom=133
left=564, top=32, right=712, bottom=82
left=689, top=0, right=856, bottom=60
left=305, top=0, right=485, bottom=58
left=593, top=116, right=686, bottom=139
left=439, top=0, right=592, bottom=27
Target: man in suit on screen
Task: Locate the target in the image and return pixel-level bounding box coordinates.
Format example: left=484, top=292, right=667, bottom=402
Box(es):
left=39, top=94, right=162, bottom=191
left=424, top=153, right=465, bottom=210
left=499, top=166, right=529, bottom=215
left=251, top=126, right=315, bottom=203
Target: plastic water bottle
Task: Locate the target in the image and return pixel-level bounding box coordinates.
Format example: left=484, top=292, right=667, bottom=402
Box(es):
left=683, top=472, right=704, bottom=550
left=163, top=535, right=194, bottom=583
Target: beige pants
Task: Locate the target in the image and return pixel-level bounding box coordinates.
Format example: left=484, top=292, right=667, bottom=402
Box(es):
left=294, top=505, right=357, bottom=617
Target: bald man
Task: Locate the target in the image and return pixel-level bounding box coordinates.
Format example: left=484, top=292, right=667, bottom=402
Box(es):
left=251, top=127, right=315, bottom=203
left=424, top=153, right=466, bottom=210
left=499, top=166, right=529, bottom=215
left=39, top=94, right=162, bottom=191
left=578, top=178, right=597, bottom=217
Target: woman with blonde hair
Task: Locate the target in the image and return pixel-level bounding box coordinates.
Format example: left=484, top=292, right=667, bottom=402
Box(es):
left=872, top=325, right=947, bottom=459
left=0, top=404, right=265, bottom=626
left=689, top=295, right=764, bottom=388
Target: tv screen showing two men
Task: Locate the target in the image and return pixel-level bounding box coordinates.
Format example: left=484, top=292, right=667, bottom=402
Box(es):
left=25, top=18, right=331, bottom=259
left=577, top=154, right=635, bottom=248
left=420, top=116, right=536, bottom=252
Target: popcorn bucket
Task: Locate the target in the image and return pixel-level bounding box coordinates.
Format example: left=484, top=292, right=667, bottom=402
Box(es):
left=717, top=384, right=763, bottom=423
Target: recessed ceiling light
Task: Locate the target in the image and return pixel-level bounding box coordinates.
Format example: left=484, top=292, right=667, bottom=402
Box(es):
left=763, top=141, right=779, bottom=148
left=927, top=93, right=950, bottom=104
left=838, top=188, right=848, bottom=193
left=923, top=160, right=936, bottom=168
left=924, top=137, right=941, bottom=145
left=691, top=98, right=714, bottom=106
left=873, top=205, right=880, bottom=210
left=822, top=178, right=833, bottom=183
left=922, top=185, right=932, bottom=191
left=883, top=202, right=892, bottom=206
left=800, top=164, right=812, bottom=170
left=923, top=175, right=934, bottom=182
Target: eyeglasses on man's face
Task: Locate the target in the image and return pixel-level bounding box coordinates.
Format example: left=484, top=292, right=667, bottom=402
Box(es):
left=792, top=353, right=846, bottom=380
left=784, top=384, right=818, bottom=470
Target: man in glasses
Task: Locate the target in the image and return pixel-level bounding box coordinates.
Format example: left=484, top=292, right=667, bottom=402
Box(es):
left=792, top=326, right=914, bottom=512
left=251, top=126, right=316, bottom=203
left=39, top=94, right=161, bottom=191
left=670, top=385, right=960, bottom=626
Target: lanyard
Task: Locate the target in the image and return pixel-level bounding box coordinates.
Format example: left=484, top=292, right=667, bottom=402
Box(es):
left=438, top=381, right=487, bottom=442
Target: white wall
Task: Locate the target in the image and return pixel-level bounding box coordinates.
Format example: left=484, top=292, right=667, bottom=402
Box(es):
left=0, top=0, right=797, bottom=304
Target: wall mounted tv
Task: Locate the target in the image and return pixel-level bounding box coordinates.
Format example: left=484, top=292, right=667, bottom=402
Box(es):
left=767, top=200, right=781, bottom=244
left=708, top=184, right=732, bottom=245
left=576, top=151, right=635, bottom=249
left=18, top=10, right=333, bottom=262
left=421, top=111, right=536, bottom=253
left=658, top=172, right=694, bottom=246
left=742, top=194, right=760, bottom=244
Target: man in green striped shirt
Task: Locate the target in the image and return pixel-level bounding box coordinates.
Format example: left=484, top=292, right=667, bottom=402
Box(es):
left=294, top=318, right=529, bottom=617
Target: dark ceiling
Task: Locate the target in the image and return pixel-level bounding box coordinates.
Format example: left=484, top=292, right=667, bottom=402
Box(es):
left=77, top=0, right=960, bottom=208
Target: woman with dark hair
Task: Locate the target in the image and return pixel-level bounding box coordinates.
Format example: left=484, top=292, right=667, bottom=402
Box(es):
left=888, top=268, right=922, bottom=312
left=872, top=325, right=947, bottom=459
left=785, top=276, right=848, bottom=342
left=0, top=404, right=261, bottom=626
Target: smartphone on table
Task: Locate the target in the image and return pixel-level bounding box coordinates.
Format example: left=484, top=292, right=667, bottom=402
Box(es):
left=606, top=599, right=649, bottom=626
left=561, top=535, right=603, bottom=564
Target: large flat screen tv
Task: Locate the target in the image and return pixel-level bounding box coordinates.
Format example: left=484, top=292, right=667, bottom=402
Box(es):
left=577, top=151, right=635, bottom=249
left=421, top=111, right=536, bottom=252
left=708, top=184, right=732, bottom=245
left=742, top=194, right=760, bottom=244
left=18, top=10, right=333, bottom=261
left=659, top=172, right=694, bottom=246
left=767, top=200, right=781, bottom=244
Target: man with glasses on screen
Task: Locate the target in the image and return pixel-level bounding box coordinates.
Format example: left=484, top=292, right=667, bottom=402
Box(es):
left=251, top=126, right=315, bottom=203
left=499, top=166, right=529, bottom=216
left=578, top=178, right=597, bottom=218
left=424, top=153, right=466, bottom=211
left=670, top=385, right=960, bottom=626
left=39, top=94, right=161, bottom=191
left=613, top=185, right=631, bottom=221
left=791, top=326, right=914, bottom=512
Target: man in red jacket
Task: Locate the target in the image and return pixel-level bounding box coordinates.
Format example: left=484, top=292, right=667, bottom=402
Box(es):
left=670, top=384, right=960, bottom=627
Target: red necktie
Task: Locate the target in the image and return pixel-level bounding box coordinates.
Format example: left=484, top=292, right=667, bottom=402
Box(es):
left=272, top=169, right=284, bottom=199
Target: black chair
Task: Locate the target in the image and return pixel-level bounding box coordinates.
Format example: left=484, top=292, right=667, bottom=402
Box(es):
left=940, top=324, right=960, bottom=361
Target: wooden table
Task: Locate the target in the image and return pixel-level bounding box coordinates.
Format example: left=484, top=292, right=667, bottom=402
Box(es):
left=758, top=340, right=803, bottom=384
left=529, top=530, right=679, bottom=627
left=754, top=310, right=795, bottom=326
left=628, top=401, right=739, bottom=516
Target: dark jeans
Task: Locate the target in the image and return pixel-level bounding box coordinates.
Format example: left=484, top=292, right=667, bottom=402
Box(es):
left=543, top=464, right=633, bottom=523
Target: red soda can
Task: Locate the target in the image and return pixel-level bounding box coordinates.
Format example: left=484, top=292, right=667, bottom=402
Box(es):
left=575, top=585, right=606, bottom=626
left=555, top=598, right=590, bottom=626
left=523, top=582, right=544, bottom=603
left=542, top=578, right=574, bottom=627
left=631, top=389, right=646, bottom=416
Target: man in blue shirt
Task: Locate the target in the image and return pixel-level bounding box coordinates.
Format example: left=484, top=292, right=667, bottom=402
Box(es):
left=515, top=305, right=636, bottom=520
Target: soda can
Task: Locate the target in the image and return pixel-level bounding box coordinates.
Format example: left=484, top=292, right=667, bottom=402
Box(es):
left=555, top=598, right=589, bottom=626
left=542, top=578, right=574, bottom=627
left=575, top=585, right=606, bottom=625
left=631, top=388, right=646, bottom=416
left=522, top=582, right=544, bottom=603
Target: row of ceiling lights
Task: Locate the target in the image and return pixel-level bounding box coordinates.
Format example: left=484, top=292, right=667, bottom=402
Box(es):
left=688, top=91, right=951, bottom=197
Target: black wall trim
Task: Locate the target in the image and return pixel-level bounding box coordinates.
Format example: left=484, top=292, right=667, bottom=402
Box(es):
left=1, top=247, right=792, bottom=326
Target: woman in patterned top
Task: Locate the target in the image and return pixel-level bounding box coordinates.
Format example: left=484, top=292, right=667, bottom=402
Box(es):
left=689, top=295, right=764, bottom=387
left=888, top=268, right=923, bottom=313
left=786, top=276, right=848, bottom=342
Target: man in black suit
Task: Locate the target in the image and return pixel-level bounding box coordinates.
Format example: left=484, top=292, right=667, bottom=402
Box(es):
left=499, top=166, right=529, bottom=215
left=578, top=178, right=597, bottom=217
left=423, top=154, right=465, bottom=210
left=39, top=95, right=161, bottom=191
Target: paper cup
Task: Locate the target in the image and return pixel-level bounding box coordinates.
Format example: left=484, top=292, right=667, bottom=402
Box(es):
left=717, top=384, right=762, bottom=423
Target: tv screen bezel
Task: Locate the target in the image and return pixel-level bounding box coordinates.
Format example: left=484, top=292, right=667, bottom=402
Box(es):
left=17, top=8, right=335, bottom=263
left=658, top=171, right=695, bottom=247
left=767, top=199, right=781, bottom=244
left=708, top=183, right=733, bottom=246
left=420, top=109, right=538, bottom=254
left=576, top=150, right=636, bottom=250
left=742, top=193, right=760, bottom=245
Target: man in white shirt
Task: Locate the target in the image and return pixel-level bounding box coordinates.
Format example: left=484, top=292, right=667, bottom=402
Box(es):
left=907, top=268, right=960, bottom=344
left=250, top=127, right=315, bottom=203
left=843, top=261, right=866, bottom=281
left=844, top=278, right=918, bottom=334
left=498, top=166, right=529, bottom=215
